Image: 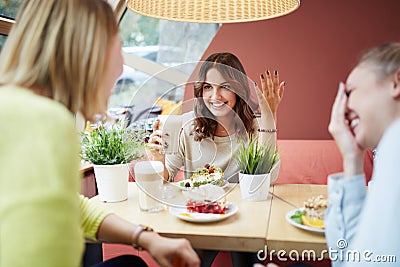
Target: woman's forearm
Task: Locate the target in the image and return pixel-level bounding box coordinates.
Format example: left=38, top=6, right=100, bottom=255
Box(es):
left=257, top=111, right=277, bottom=148
left=96, top=214, right=137, bottom=245
left=96, top=214, right=201, bottom=267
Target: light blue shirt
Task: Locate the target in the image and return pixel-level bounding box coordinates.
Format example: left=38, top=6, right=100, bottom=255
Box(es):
left=325, top=119, right=400, bottom=266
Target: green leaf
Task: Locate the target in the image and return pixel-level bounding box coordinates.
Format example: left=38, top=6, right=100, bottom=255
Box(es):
left=234, top=134, right=279, bottom=174
left=80, top=120, right=147, bottom=165
left=290, top=210, right=306, bottom=225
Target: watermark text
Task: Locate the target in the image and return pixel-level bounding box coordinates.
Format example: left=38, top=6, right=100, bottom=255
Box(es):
left=257, top=239, right=397, bottom=263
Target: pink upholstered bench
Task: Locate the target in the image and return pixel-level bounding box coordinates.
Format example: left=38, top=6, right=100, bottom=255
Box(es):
left=275, top=139, right=373, bottom=185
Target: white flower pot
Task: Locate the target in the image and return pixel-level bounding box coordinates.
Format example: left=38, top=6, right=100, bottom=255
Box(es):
left=239, top=172, right=271, bottom=201
left=93, top=163, right=129, bottom=202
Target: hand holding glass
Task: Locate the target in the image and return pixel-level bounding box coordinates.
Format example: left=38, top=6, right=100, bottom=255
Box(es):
left=157, top=115, right=182, bottom=155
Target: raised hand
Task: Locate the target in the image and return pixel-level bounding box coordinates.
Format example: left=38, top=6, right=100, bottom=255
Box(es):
left=259, top=69, right=285, bottom=118
left=328, top=82, right=364, bottom=177
left=254, top=82, right=274, bottom=124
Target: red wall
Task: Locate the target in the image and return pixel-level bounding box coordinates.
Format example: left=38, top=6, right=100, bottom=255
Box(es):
left=191, top=0, right=400, bottom=139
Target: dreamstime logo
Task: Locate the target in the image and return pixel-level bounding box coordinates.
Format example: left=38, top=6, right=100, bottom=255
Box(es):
left=257, top=245, right=327, bottom=262
left=257, top=240, right=397, bottom=263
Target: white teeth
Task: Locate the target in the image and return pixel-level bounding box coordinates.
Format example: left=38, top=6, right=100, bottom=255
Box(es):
left=350, top=118, right=359, bottom=129
left=211, top=102, right=224, bottom=107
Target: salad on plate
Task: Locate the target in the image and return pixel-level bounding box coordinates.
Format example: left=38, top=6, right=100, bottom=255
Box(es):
left=177, top=164, right=226, bottom=189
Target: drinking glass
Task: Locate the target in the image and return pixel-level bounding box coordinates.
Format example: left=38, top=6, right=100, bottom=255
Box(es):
left=134, top=161, right=165, bottom=213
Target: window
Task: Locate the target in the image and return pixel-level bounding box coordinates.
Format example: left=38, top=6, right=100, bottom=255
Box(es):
left=0, top=0, right=24, bottom=19
left=0, top=34, right=6, bottom=51
left=0, top=0, right=23, bottom=42
left=108, top=7, right=219, bottom=123
left=1, top=1, right=219, bottom=125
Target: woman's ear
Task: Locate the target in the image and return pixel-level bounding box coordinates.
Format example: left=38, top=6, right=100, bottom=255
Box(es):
left=391, top=68, right=400, bottom=99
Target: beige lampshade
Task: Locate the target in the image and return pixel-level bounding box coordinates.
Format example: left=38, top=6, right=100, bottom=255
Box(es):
left=127, top=0, right=300, bottom=23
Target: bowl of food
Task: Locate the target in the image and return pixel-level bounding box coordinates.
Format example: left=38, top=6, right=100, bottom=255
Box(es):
left=176, top=164, right=228, bottom=190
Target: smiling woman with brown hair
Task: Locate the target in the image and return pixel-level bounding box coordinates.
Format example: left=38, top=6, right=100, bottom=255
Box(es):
left=149, top=51, right=285, bottom=266
left=150, top=52, right=284, bottom=184
left=0, top=1, right=199, bottom=267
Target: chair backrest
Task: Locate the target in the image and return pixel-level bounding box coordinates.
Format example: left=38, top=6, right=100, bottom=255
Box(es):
left=275, top=140, right=373, bottom=185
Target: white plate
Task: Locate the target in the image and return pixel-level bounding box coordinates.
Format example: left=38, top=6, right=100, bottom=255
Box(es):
left=169, top=202, right=238, bottom=223
left=285, top=208, right=325, bottom=234
left=174, top=179, right=229, bottom=190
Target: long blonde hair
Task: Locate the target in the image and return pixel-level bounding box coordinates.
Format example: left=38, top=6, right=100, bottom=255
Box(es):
left=0, top=0, right=118, bottom=119
left=359, top=42, right=400, bottom=82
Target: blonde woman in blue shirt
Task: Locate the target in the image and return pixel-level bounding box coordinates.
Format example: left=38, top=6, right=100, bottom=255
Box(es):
left=254, top=44, right=400, bottom=267
left=326, top=42, right=400, bottom=266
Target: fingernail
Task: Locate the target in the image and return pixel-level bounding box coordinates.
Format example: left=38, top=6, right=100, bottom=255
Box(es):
left=274, top=70, right=278, bottom=75
left=338, top=82, right=347, bottom=98
left=266, top=70, right=270, bottom=75
left=260, top=74, right=264, bottom=79
left=283, top=81, right=286, bottom=86
left=338, top=82, right=344, bottom=92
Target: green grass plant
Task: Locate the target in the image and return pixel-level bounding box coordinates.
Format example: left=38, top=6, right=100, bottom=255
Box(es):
left=235, top=135, right=279, bottom=175
left=80, top=120, right=146, bottom=165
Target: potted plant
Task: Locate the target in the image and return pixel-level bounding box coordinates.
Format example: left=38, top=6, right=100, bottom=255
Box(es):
left=81, top=120, right=146, bottom=202
left=235, top=134, right=279, bottom=201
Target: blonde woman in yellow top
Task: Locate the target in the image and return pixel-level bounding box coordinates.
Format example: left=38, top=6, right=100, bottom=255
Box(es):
left=0, top=1, right=199, bottom=267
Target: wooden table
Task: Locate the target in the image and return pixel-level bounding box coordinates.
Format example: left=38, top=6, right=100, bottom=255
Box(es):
left=92, top=182, right=273, bottom=252
left=91, top=183, right=328, bottom=254
left=267, top=184, right=328, bottom=257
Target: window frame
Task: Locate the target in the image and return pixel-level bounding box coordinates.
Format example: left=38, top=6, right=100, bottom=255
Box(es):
left=0, top=16, right=14, bottom=35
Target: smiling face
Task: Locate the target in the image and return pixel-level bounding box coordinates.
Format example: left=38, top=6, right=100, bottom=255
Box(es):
left=345, top=64, right=397, bottom=149
left=202, top=68, right=237, bottom=119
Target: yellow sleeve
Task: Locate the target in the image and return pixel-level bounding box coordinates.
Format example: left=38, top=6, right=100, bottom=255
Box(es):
left=79, top=195, right=112, bottom=241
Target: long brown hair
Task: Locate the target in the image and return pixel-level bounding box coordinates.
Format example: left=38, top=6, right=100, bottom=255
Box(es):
left=0, top=0, right=118, bottom=119
left=193, top=52, right=255, bottom=141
